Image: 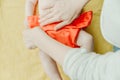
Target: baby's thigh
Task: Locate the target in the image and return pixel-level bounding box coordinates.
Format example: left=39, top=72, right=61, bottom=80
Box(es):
left=76, top=30, right=93, bottom=46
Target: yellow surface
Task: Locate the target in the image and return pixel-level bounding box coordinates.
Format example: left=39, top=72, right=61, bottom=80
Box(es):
left=84, top=0, right=113, bottom=53
left=0, top=0, right=112, bottom=80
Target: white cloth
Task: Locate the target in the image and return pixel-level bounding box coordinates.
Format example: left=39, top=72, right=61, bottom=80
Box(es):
left=100, top=0, right=120, bottom=48
left=63, top=48, right=120, bottom=80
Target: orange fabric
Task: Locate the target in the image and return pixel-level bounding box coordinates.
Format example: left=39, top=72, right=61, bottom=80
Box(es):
left=28, top=11, right=93, bottom=48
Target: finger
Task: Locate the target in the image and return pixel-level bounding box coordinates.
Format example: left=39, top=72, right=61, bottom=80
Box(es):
left=40, top=11, right=57, bottom=23
left=40, top=17, right=61, bottom=26
left=54, top=21, right=70, bottom=30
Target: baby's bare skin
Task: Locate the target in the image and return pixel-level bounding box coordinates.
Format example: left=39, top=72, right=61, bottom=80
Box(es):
left=24, top=0, right=92, bottom=80
left=25, top=0, right=62, bottom=80
left=39, top=0, right=55, bottom=10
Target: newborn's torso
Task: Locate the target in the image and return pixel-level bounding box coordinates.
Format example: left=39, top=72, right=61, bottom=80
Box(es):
left=38, top=0, right=56, bottom=14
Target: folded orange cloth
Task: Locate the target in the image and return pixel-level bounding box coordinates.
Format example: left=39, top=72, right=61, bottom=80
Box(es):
left=28, top=11, right=93, bottom=48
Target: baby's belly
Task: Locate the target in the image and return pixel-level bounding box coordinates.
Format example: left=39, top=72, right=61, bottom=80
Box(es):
left=38, top=0, right=56, bottom=10
left=38, top=0, right=56, bottom=16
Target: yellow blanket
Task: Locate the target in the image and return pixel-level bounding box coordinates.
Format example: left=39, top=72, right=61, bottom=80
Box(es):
left=0, top=0, right=112, bottom=80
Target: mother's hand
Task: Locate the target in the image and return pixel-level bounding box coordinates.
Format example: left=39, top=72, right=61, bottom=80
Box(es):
left=40, top=0, right=89, bottom=30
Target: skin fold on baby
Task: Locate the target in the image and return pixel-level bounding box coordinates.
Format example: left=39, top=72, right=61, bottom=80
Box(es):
left=24, top=0, right=93, bottom=80
left=38, top=0, right=56, bottom=18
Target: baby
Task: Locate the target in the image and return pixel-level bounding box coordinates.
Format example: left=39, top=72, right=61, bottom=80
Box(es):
left=24, top=0, right=93, bottom=80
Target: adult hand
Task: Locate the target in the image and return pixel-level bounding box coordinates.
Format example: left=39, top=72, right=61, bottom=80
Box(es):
left=40, top=0, right=89, bottom=30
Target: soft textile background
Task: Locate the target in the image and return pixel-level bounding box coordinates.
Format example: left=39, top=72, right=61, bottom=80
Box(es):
left=0, top=0, right=112, bottom=80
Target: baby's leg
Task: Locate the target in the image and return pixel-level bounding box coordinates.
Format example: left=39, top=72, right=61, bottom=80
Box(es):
left=23, top=29, right=62, bottom=80
left=39, top=50, right=62, bottom=80
left=76, top=30, right=94, bottom=52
